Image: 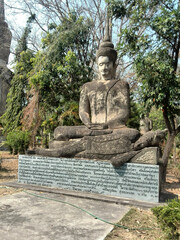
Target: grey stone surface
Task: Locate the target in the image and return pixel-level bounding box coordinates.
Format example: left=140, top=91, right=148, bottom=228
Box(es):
left=130, top=147, right=160, bottom=165
left=54, top=125, right=113, bottom=140
left=0, top=0, right=12, bottom=65
left=75, top=151, right=114, bottom=160
left=0, top=190, right=129, bottom=240
left=0, top=66, right=12, bottom=115
left=36, top=139, right=86, bottom=157
left=140, top=117, right=153, bottom=135
left=0, top=21, right=12, bottom=65
left=134, top=130, right=168, bottom=150
left=79, top=79, right=130, bottom=129
left=49, top=140, right=77, bottom=149
left=0, top=1, right=12, bottom=115
left=85, top=133, right=132, bottom=154
left=111, top=151, right=139, bottom=167
left=18, top=155, right=160, bottom=202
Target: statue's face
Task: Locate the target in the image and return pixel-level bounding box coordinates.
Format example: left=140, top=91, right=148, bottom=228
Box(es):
left=98, top=56, right=114, bottom=80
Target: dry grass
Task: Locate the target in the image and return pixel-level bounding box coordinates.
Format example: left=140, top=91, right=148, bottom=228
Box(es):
left=104, top=208, right=167, bottom=240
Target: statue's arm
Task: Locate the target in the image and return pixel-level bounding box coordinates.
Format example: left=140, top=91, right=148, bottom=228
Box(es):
left=79, top=85, right=91, bottom=127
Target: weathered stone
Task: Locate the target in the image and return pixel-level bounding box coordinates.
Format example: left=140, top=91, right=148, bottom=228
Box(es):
left=49, top=140, right=71, bottom=149
left=75, top=151, right=115, bottom=160
left=0, top=0, right=12, bottom=66
left=139, top=117, right=153, bottom=135
left=130, top=147, right=160, bottom=164
left=0, top=66, right=12, bottom=115
left=133, top=130, right=168, bottom=150
left=54, top=125, right=113, bottom=140
left=85, top=133, right=132, bottom=154
left=35, top=139, right=87, bottom=157
left=0, top=0, right=12, bottom=115
left=0, top=21, right=12, bottom=65
left=79, top=79, right=130, bottom=129
left=111, top=151, right=139, bottom=167
left=113, top=128, right=140, bottom=142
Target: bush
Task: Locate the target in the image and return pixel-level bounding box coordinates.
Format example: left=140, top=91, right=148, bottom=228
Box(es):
left=6, top=130, right=30, bottom=154
left=152, top=199, right=180, bottom=239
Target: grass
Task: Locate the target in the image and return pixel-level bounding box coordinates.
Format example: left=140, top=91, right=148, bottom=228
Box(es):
left=104, top=207, right=167, bottom=240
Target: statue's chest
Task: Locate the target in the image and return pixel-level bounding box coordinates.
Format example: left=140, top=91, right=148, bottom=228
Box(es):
left=88, top=86, right=108, bottom=113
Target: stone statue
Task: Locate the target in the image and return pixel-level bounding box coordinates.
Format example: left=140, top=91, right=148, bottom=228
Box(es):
left=53, top=21, right=139, bottom=142
left=0, top=0, right=12, bottom=66
left=34, top=18, right=167, bottom=167
left=140, top=115, right=153, bottom=135
left=0, top=0, right=12, bottom=115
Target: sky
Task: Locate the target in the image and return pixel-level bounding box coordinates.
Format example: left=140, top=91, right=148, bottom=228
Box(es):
left=4, top=0, right=29, bottom=68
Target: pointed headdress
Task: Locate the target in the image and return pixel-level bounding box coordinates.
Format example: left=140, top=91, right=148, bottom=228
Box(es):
left=96, top=14, right=117, bottom=64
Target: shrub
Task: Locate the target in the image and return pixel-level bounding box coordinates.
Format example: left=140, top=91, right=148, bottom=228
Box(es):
left=6, top=129, right=30, bottom=154
left=152, top=199, right=180, bottom=239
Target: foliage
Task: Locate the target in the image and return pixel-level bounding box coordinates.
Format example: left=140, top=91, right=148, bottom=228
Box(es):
left=108, top=0, right=180, bottom=119
left=135, top=49, right=180, bottom=117
left=152, top=199, right=180, bottom=239
left=0, top=50, right=34, bottom=134
left=30, top=14, right=95, bottom=109
left=19, top=13, right=95, bottom=145
left=127, top=93, right=141, bottom=130
left=27, top=14, right=94, bottom=119
left=59, top=101, right=81, bottom=126
left=149, top=107, right=166, bottom=131
left=15, top=14, right=36, bottom=61
left=108, top=0, right=180, bottom=180
left=6, top=129, right=30, bottom=154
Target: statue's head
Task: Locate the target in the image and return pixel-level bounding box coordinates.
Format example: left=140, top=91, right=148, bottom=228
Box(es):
left=96, top=38, right=117, bottom=80
left=96, top=17, right=117, bottom=80
left=96, top=40, right=117, bottom=65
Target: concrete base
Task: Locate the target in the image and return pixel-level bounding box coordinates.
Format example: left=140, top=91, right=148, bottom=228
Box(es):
left=18, top=155, right=160, bottom=203
left=0, top=190, right=129, bottom=240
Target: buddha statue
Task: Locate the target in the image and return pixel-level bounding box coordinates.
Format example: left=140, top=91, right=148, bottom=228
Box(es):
left=53, top=25, right=139, bottom=142
left=34, top=20, right=166, bottom=166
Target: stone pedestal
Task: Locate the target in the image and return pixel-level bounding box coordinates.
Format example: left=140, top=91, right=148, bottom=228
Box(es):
left=18, top=155, right=161, bottom=202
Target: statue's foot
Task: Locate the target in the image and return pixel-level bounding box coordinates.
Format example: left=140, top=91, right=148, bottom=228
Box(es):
left=111, top=151, right=139, bottom=167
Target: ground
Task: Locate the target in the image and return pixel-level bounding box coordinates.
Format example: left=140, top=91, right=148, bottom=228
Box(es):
left=0, top=151, right=179, bottom=239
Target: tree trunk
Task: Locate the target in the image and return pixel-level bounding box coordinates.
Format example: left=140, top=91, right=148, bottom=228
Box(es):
left=161, top=132, right=175, bottom=182
left=173, top=138, right=176, bottom=162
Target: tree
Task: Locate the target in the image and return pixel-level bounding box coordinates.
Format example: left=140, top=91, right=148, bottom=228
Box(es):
left=29, top=13, right=95, bottom=108
left=0, top=50, right=34, bottom=134
left=5, top=0, right=108, bottom=66
left=21, top=13, right=96, bottom=145
left=149, top=107, right=166, bottom=131
left=0, top=16, right=35, bottom=134
left=109, top=0, right=180, bottom=181
left=15, top=14, right=36, bottom=61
